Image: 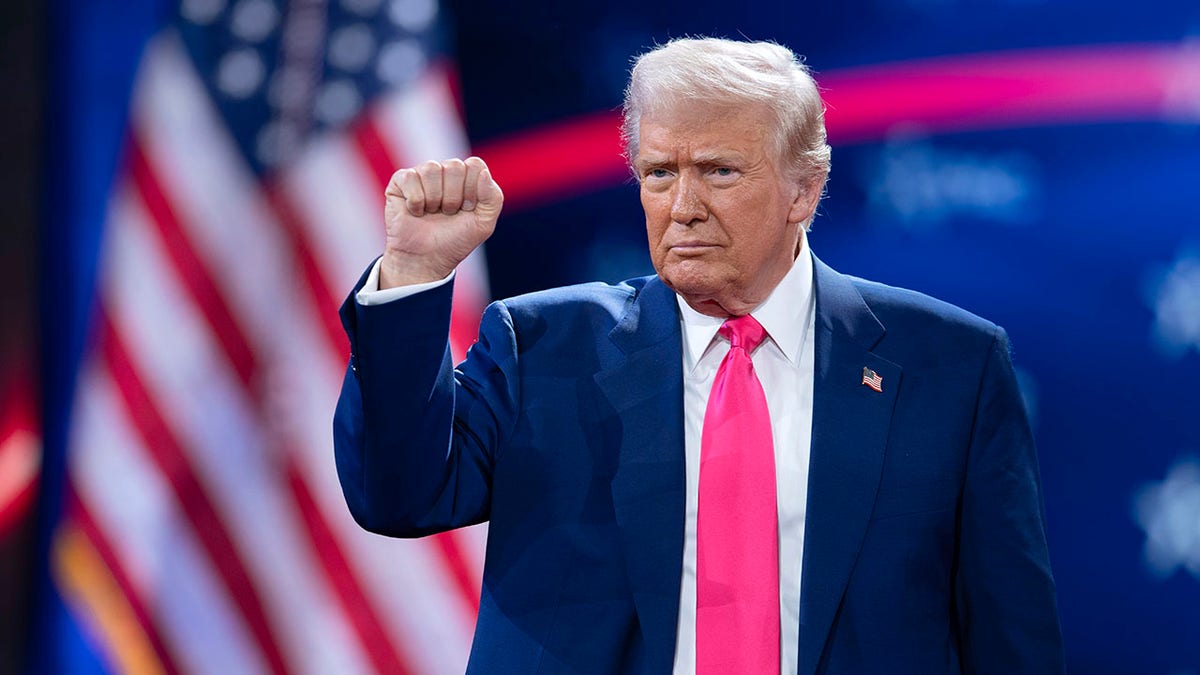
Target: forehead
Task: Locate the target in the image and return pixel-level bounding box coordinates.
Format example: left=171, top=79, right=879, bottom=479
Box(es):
left=636, top=101, right=775, bottom=163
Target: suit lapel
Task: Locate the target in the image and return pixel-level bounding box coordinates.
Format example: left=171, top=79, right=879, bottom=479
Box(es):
left=592, top=264, right=901, bottom=674
left=798, top=256, right=901, bottom=675
left=594, top=276, right=686, bottom=675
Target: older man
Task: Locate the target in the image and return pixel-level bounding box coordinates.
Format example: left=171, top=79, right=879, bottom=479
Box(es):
left=334, top=37, right=1064, bottom=674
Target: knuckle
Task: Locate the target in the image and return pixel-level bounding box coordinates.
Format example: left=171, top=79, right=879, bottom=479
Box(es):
left=443, top=158, right=466, bottom=172
left=464, top=156, right=486, bottom=169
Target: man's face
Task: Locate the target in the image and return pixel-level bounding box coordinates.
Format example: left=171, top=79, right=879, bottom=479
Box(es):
left=635, top=102, right=820, bottom=318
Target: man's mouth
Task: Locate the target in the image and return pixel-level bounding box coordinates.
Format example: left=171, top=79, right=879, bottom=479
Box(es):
left=668, top=242, right=718, bottom=255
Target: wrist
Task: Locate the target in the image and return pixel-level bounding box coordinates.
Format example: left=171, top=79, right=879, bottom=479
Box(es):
left=379, top=252, right=454, bottom=289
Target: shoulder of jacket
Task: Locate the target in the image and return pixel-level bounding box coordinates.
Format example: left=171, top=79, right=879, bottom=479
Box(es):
left=846, top=274, right=1001, bottom=342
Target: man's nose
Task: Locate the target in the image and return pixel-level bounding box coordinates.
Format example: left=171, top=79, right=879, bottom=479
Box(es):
left=670, top=173, right=708, bottom=225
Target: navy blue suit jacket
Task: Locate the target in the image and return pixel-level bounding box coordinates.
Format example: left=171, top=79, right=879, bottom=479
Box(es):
left=333, top=255, right=1064, bottom=674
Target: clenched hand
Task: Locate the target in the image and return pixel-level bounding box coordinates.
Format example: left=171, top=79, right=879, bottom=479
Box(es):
left=380, top=156, right=503, bottom=288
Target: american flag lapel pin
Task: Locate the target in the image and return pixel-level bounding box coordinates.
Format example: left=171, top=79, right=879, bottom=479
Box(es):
left=861, top=366, right=883, bottom=393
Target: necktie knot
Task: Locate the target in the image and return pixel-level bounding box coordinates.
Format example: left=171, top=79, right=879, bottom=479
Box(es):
left=719, top=314, right=767, bottom=352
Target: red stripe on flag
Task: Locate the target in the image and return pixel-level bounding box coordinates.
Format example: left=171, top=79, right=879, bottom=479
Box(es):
left=449, top=285, right=483, bottom=362
left=436, top=61, right=469, bottom=131
left=96, top=309, right=291, bottom=675
left=129, top=134, right=418, bottom=674
left=286, top=465, right=414, bottom=675
left=351, top=119, right=398, bottom=191
left=68, top=490, right=184, bottom=675
left=263, top=184, right=351, bottom=360
left=127, top=141, right=258, bottom=389
left=431, top=531, right=481, bottom=614
left=350, top=117, right=483, bottom=616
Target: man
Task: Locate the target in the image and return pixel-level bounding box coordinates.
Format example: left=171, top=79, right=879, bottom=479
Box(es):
left=334, top=37, right=1064, bottom=674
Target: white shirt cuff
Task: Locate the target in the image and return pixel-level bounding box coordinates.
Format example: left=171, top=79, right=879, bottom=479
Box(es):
left=355, top=258, right=456, bottom=306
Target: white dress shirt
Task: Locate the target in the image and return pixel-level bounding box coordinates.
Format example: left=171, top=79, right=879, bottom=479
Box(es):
left=355, top=262, right=454, bottom=305
left=671, top=242, right=816, bottom=675
left=357, top=243, right=816, bottom=674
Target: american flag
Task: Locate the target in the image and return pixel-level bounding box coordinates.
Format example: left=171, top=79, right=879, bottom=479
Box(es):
left=861, top=366, right=883, bottom=393
left=50, top=0, right=487, bottom=672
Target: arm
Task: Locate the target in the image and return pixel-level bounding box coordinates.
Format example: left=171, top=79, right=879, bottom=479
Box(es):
left=333, top=272, right=519, bottom=537
left=955, top=327, right=1065, bottom=673
left=333, top=157, right=507, bottom=537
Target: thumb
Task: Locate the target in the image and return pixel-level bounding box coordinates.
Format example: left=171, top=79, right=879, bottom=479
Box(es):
left=475, top=168, right=504, bottom=221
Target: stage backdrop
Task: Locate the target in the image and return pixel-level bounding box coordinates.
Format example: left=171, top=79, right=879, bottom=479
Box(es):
left=451, top=3, right=1200, bottom=673
left=33, top=1, right=1200, bottom=674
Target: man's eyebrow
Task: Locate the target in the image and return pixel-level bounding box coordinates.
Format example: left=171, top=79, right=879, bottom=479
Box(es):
left=633, top=156, right=673, bottom=171
left=691, top=150, right=746, bottom=165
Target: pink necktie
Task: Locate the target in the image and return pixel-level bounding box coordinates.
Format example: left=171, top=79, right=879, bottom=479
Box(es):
left=696, top=314, right=780, bottom=674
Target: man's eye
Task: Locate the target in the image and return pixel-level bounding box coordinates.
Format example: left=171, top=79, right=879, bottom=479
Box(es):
left=648, top=168, right=669, bottom=179
left=713, top=167, right=734, bottom=177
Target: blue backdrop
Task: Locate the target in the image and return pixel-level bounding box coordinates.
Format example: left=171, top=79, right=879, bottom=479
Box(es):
left=446, top=2, right=1200, bottom=673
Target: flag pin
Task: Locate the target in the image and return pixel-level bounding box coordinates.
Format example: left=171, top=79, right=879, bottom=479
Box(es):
left=861, top=366, right=883, bottom=393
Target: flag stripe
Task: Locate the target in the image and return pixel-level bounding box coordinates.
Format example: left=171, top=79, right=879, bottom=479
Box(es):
left=124, top=40, right=475, bottom=662
left=55, top=525, right=167, bottom=675
left=128, top=121, right=416, bottom=673
left=373, top=66, right=470, bottom=167
left=352, top=120, right=399, bottom=202
left=127, top=140, right=258, bottom=390
left=430, top=530, right=483, bottom=616
left=60, top=20, right=491, bottom=673
left=103, top=178, right=381, bottom=674
left=264, top=184, right=352, bottom=358
left=286, top=465, right=414, bottom=675
left=71, top=352, right=284, bottom=675
left=96, top=309, right=291, bottom=675
left=271, top=133, right=383, bottom=329
left=63, top=494, right=182, bottom=675
left=450, top=267, right=485, bottom=362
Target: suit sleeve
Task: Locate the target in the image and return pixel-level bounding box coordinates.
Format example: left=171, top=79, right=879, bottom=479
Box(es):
left=332, top=262, right=520, bottom=537
left=955, top=326, right=1065, bottom=674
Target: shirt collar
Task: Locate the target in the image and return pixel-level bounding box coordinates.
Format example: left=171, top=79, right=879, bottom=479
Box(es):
left=676, top=233, right=815, bottom=373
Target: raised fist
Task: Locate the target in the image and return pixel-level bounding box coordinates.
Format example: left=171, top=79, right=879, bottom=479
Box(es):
left=380, top=156, right=503, bottom=288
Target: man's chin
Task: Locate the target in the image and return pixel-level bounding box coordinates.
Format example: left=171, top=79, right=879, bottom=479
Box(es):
left=657, top=270, right=714, bottom=299
left=656, top=274, right=736, bottom=317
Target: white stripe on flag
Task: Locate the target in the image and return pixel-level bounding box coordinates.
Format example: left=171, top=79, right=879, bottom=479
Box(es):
left=71, top=365, right=271, bottom=675
left=280, top=132, right=386, bottom=293
left=132, top=36, right=308, bottom=350
left=372, top=69, right=470, bottom=165
left=102, top=187, right=371, bottom=674
left=123, top=31, right=481, bottom=673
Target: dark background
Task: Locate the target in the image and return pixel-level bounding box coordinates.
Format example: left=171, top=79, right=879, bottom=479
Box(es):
left=1, top=0, right=40, bottom=672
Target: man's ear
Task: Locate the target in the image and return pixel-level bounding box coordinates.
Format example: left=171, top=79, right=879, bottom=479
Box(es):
left=787, top=176, right=824, bottom=225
